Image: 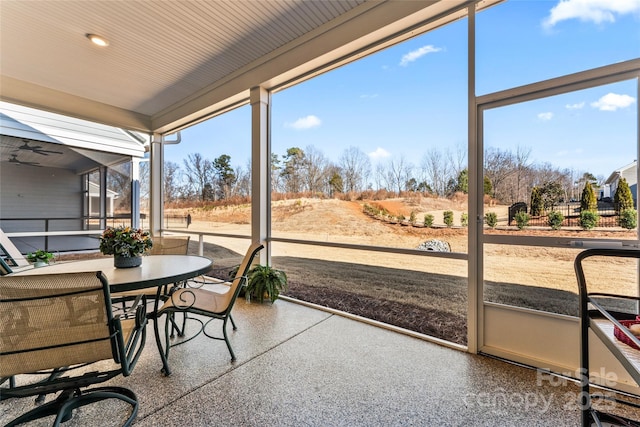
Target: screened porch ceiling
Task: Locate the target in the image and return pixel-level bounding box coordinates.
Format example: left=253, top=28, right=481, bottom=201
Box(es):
left=0, top=0, right=496, bottom=135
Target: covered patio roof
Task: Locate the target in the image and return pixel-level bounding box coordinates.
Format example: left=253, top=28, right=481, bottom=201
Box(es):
left=0, top=0, right=495, bottom=134
left=0, top=101, right=146, bottom=173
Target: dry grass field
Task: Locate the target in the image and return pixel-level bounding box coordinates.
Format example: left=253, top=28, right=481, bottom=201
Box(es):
left=163, top=196, right=638, bottom=345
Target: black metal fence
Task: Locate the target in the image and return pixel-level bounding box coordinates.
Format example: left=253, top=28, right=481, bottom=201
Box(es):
left=508, top=202, right=622, bottom=228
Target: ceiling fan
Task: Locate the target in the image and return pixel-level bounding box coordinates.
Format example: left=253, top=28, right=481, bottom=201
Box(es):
left=14, top=140, right=63, bottom=155
left=8, top=154, right=41, bottom=167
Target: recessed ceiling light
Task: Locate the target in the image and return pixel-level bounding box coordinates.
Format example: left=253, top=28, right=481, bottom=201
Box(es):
left=86, top=33, right=109, bottom=47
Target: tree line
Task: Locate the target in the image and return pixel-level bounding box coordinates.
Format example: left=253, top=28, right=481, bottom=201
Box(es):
left=136, top=144, right=609, bottom=207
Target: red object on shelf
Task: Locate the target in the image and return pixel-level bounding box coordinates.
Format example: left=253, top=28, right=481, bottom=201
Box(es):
left=613, top=318, right=640, bottom=350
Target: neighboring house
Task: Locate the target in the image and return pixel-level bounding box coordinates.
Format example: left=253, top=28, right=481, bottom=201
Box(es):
left=0, top=101, right=147, bottom=252
left=603, top=160, right=637, bottom=206
left=88, top=181, right=118, bottom=217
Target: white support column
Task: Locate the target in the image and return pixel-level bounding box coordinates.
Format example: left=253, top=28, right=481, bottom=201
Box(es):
left=149, top=134, right=164, bottom=237
left=131, top=158, right=141, bottom=229
left=250, top=86, right=270, bottom=264
left=99, top=166, right=107, bottom=230
left=467, top=3, right=479, bottom=354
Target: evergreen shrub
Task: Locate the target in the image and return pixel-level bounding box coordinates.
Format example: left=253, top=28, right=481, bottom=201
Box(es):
left=485, top=212, right=498, bottom=228
left=619, top=209, right=637, bottom=230
left=424, top=214, right=434, bottom=227
left=514, top=211, right=530, bottom=230
left=443, top=211, right=454, bottom=227
left=547, top=211, right=564, bottom=230
left=579, top=211, right=600, bottom=230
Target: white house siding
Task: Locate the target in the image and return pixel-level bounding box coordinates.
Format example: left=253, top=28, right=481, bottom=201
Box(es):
left=0, top=164, right=83, bottom=233
left=605, top=161, right=637, bottom=207
left=620, top=166, right=637, bottom=205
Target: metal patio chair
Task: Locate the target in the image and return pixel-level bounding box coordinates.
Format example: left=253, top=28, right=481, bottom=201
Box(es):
left=0, top=271, right=147, bottom=427
left=155, top=241, right=264, bottom=373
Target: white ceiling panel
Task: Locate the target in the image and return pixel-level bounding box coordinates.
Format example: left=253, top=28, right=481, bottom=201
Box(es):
left=0, top=1, right=481, bottom=133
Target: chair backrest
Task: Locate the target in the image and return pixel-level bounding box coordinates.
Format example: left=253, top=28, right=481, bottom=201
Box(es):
left=149, top=236, right=190, bottom=255
left=0, top=272, right=115, bottom=378
left=0, top=227, right=29, bottom=267
left=221, top=241, right=264, bottom=310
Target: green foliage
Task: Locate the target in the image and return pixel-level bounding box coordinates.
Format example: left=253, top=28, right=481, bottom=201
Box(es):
left=614, top=178, right=634, bottom=213
left=514, top=211, right=530, bottom=230
left=443, top=210, right=454, bottom=227
left=579, top=211, right=600, bottom=230
left=456, top=169, right=469, bottom=194
left=212, top=154, right=237, bottom=199
left=397, top=214, right=405, bottom=222
left=547, top=211, right=564, bottom=230
left=483, top=176, right=493, bottom=196
left=423, top=214, right=434, bottom=227
left=246, top=264, right=288, bottom=303
left=409, top=211, right=417, bottom=224
left=405, top=178, right=418, bottom=192
left=417, top=181, right=432, bottom=194
left=580, top=182, right=597, bottom=212
left=460, top=213, right=468, bottom=227
left=27, top=249, right=54, bottom=263
left=329, top=172, right=343, bottom=194
left=619, top=209, right=637, bottom=230
left=485, top=212, right=498, bottom=228
left=540, top=181, right=564, bottom=212
left=99, top=226, right=152, bottom=257
left=530, top=186, right=543, bottom=216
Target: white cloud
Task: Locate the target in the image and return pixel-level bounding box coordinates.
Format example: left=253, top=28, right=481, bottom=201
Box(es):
left=538, top=112, right=554, bottom=121
left=566, top=102, right=585, bottom=110
left=368, top=147, right=391, bottom=159
left=399, top=45, right=442, bottom=67
left=285, top=115, right=322, bottom=130
left=543, top=0, right=640, bottom=29
left=590, top=93, right=636, bottom=111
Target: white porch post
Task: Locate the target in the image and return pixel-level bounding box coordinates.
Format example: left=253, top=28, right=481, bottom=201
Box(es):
left=99, top=166, right=107, bottom=230
left=149, top=134, right=164, bottom=237
left=250, top=86, right=270, bottom=265
left=131, top=158, right=141, bottom=229
left=467, top=3, right=479, bottom=354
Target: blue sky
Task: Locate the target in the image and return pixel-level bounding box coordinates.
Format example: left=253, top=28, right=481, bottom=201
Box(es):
left=166, top=0, right=639, bottom=180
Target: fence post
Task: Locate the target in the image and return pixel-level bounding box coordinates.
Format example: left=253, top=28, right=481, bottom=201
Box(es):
left=44, top=219, right=49, bottom=252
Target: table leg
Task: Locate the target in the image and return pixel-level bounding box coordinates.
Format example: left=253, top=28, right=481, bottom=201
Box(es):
left=151, top=287, right=171, bottom=376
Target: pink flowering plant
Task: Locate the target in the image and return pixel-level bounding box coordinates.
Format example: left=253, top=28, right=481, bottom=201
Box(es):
left=99, top=226, right=152, bottom=257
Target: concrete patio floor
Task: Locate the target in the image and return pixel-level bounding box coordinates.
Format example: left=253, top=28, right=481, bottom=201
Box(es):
left=3, top=297, right=640, bottom=426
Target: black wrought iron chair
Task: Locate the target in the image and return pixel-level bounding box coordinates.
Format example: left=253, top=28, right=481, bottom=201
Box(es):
left=155, top=241, right=264, bottom=373
left=0, top=271, right=147, bottom=427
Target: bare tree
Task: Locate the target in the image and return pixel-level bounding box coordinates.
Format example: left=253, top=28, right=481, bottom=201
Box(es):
left=302, top=145, right=329, bottom=194
left=163, top=161, right=182, bottom=203
left=183, top=153, right=213, bottom=201
left=484, top=147, right=516, bottom=203
left=270, top=153, right=283, bottom=193
left=234, top=160, right=252, bottom=198
left=514, top=146, right=532, bottom=202
left=386, top=156, right=412, bottom=195
left=421, top=148, right=450, bottom=196
left=339, top=146, right=371, bottom=193
left=374, top=163, right=386, bottom=191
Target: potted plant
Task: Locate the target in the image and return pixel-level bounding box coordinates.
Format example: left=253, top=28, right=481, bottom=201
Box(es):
left=27, top=249, right=54, bottom=268
left=245, top=264, right=288, bottom=303
left=99, top=226, right=153, bottom=268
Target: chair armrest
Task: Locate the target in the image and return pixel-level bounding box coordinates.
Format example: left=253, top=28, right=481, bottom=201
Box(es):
left=112, top=296, right=147, bottom=375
